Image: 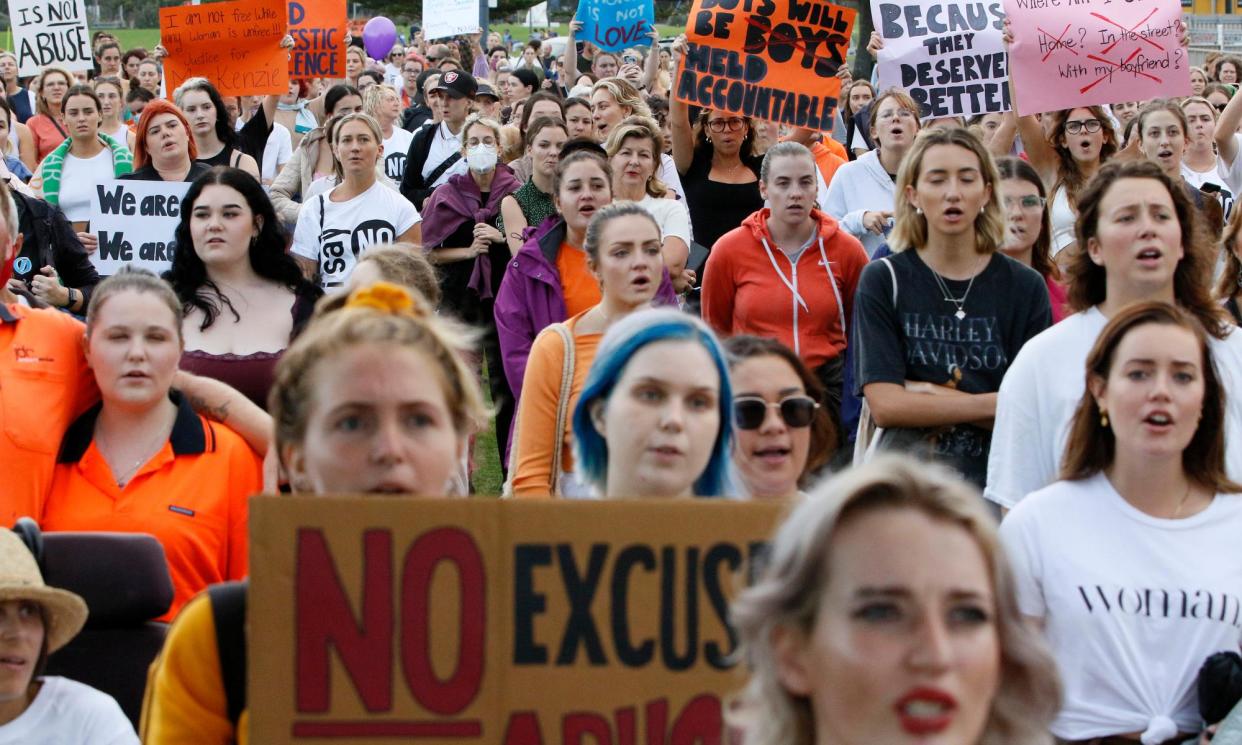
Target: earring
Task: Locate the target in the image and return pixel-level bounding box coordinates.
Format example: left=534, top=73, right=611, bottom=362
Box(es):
left=914, top=206, right=922, bottom=215
left=1100, top=407, right=1109, bottom=428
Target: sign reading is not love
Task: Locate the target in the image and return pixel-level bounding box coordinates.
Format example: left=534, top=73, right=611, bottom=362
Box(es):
left=577, top=0, right=656, bottom=53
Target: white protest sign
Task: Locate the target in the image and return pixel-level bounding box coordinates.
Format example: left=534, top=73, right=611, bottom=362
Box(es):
left=90, top=180, right=190, bottom=276
left=9, top=0, right=94, bottom=76
left=872, top=0, right=1010, bottom=117
left=423, top=0, right=479, bottom=40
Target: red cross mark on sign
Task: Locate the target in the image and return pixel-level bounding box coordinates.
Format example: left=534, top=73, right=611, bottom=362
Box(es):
left=1079, top=48, right=1162, bottom=94
left=1038, top=24, right=1079, bottom=62
left=1091, top=9, right=1164, bottom=55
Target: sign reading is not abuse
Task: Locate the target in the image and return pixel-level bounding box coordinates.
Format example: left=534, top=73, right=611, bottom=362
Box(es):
left=873, top=0, right=1008, bottom=117
left=677, top=0, right=855, bottom=132
left=9, top=0, right=93, bottom=77
left=90, top=180, right=189, bottom=276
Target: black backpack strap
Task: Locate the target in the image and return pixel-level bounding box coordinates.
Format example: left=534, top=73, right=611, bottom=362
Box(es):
left=208, top=581, right=248, bottom=727
left=423, top=151, right=461, bottom=189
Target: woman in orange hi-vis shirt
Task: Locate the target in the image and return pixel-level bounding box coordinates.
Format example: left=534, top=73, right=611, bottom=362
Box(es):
left=42, top=269, right=260, bottom=621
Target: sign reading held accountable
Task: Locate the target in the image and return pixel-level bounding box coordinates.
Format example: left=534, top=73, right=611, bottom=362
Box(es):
left=872, top=0, right=1008, bottom=117
left=248, top=498, right=786, bottom=743
left=9, top=0, right=93, bottom=77
left=289, top=0, right=346, bottom=79
left=576, top=0, right=656, bottom=53
left=1005, top=0, right=1188, bottom=116
left=90, top=180, right=189, bottom=276
left=423, top=0, right=480, bottom=40
left=160, top=0, right=289, bottom=98
left=677, top=0, right=856, bottom=132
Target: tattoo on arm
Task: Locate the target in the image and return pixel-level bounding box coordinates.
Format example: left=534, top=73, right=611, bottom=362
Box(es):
left=186, top=394, right=230, bottom=423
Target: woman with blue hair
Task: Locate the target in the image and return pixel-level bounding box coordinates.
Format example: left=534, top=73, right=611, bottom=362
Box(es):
left=572, top=308, right=733, bottom=498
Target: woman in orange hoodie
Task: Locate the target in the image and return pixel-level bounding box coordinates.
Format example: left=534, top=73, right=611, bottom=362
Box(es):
left=701, top=141, right=868, bottom=422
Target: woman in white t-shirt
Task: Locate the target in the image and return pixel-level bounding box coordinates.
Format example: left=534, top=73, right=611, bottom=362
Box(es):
left=604, top=115, right=692, bottom=290
left=91, top=78, right=135, bottom=154
left=292, top=113, right=421, bottom=291
left=363, top=83, right=413, bottom=184
left=1000, top=301, right=1242, bottom=744
left=986, top=160, right=1242, bottom=510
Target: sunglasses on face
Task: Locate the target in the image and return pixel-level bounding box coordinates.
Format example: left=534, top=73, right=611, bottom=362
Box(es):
left=733, top=396, right=818, bottom=430
left=1064, top=119, right=1102, bottom=134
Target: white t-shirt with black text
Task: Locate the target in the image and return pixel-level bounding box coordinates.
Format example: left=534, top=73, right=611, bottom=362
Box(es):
left=382, top=126, right=414, bottom=184
left=291, top=180, right=421, bottom=290
left=1000, top=474, right=1242, bottom=740
left=0, top=676, right=137, bottom=744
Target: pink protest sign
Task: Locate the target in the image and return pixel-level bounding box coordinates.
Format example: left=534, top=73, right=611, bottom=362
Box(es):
left=1005, top=0, right=1188, bottom=116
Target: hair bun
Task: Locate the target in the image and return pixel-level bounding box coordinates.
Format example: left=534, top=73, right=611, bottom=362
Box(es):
left=344, top=282, right=426, bottom=317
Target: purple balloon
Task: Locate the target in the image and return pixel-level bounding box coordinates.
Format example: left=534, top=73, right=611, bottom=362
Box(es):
left=362, top=16, right=397, bottom=61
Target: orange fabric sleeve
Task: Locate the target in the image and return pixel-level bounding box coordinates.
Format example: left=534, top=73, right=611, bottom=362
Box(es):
left=221, top=428, right=261, bottom=581
left=511, top=327, right=570, bottom=497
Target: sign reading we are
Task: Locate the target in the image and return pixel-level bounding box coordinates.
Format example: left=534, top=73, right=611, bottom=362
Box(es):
left=90, top=180, right=189, bottom=276
left=248, top=498, right=786, bottom=743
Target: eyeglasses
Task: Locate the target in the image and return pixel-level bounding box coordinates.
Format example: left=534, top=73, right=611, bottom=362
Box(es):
left=1003, top=195, right=1046, bottom=210
left=706, top=117, right=745, bottom=133
left=733, top=396, right=818, bottom=430
left=877, top=108, right=916, bottom=121
left=1064, top=119, right=1103, bottom=135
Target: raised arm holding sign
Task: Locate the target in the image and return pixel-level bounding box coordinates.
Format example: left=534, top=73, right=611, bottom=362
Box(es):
left=576, top=0, right=656, bottom=53
left=160, top=0, right=289, bottom=98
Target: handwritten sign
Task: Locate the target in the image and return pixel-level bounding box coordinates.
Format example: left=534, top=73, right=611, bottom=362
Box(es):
left=873, top=0, right=1008, bottom=117
left=248, top=497, right=786, bottom=743
left=1006, top=0, right=1188, bottom=116
left=577, top=0, right=655, bottom=53
left=677, top=0, right=855, bottom=132
left=90, top=180, right=189, bottom=276
left=9, top=0, right=93, bottom=77
left=423, top=0, right=480, bottom=40
left=160, top=0, right=289, bottom=98
left=289, top=0, right=346, bottom=79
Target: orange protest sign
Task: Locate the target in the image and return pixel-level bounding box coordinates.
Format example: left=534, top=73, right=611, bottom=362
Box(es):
left=160, top=0, right=289, bottom=98
left=676, top=0, right=855, bottom=131
left=289, top=0, right=347, bottom=80
left=248, top=497, right=787, bottom=743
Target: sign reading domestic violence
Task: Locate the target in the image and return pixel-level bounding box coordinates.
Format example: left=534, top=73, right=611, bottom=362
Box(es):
left=160, top=0, right=289, bottom=98
left=90, top=180, right=190, bottom=276
left=872, top=0, right=1008, bottom=117
left=423, top=0, right=480, bottom=40
left=289, top=0, right=346, bottom=79
left=9, top=0, right=93, bottom=77
left=1005, top=0, right=1188, bottom=116
left=677, top=0, right=855, bottom=132
left=248, top=498, right=786, bottom=743
left=577, top=0, right=656, bottom=53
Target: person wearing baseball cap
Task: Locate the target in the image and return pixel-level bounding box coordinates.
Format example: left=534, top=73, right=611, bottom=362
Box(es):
left=475, top=82, right=502, bottom=121
left=0, top=529, right=136, bottom=742
left=400, top=70, right=477, bottom=210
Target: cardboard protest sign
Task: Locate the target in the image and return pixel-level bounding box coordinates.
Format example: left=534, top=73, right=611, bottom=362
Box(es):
left=9, top=0, right=93, bottom=77
left=1005, top=0, right=1188, bottom=116
left=249, top=498, right=787, bottom=743
left=289, top=0, right=347, bottom=80
left=577, top=0, right=656, bottom=53
left=90, top=180, right=189, bottom=276
left=872, top=0, right=1008, bottom=117
left=160, top=0, right=289, bottom=98
left=423, top=0, right=480, bottom=41
left=677, top=0, right=855, bottom=132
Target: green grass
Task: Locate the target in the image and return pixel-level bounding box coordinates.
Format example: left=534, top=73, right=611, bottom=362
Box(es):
left=475, top=384, right=504, bottom=497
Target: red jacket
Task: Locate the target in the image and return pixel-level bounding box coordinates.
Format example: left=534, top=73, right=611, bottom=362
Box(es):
left=702, top=208, right=868, bottom=370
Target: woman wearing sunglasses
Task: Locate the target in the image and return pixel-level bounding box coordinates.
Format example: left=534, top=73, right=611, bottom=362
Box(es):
left=725, top=335, right=836, bottom=499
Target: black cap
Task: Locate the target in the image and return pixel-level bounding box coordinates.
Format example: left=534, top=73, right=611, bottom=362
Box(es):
left=475, top=82, right=500, bottom=101
left=434, top=70, right=477, bottom=99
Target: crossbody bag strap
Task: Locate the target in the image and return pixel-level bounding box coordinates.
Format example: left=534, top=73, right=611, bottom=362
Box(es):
left=549, top=323, right=574, bottom=493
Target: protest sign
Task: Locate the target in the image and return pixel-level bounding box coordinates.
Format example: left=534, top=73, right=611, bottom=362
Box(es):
left=423, top=0, right=480, bottom=40
left=289, top=0, right=347, bottom=79
left=872, top=0, right=1008, bottom=117
left=160, top=0, right=289, bottom=98
left=677, top=0, right=856, bottom=132
left=576, top=0, right=656, bottom=53
left=9, top=0, right=93, bottom=77
left=90, top=180, right=189, bottom=276
left=249, top=498, right=786, bottom=743
left=1005, top=0, right=1188, bottom=116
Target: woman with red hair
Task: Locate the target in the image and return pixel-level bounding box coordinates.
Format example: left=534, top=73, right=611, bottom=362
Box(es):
left=121, top=99, right=209, bottom=182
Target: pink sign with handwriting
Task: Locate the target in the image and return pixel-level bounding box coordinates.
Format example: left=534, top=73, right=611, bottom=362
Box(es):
left=1005, top=0, right=1188, bottom=116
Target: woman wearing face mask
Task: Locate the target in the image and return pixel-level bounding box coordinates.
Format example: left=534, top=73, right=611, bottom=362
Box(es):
left=509, top=203, right=665, bottom=497
left=292, top=113, right=421, bottom=291
left=825, top=89, right=922, bottom=258
left=725, top=335, right=836, bottom=500
left=141, top=282, right=488, bottom=745
left=41, top=270, right=261, bottom=621
left=986, top=160, right=1242, bottom=511
left=269, top=84, right=367, bottom=225
left=119, top=100, right=207, bottom=183
left=26, top=68, right=73, bottom=163
left=92, top=78, right=135, bottom=152
left=996, top=157, right=1068, bottom=323
left=590, top=78, right=684, bottom=200
left=854, top=128, right=1052, bottom=489
left=498, top=117, right=567, bottom=254
left=172, top=78, right=260, bottom=180
left=732, top=454, right=1061, bottom=745
left=1136, top=100, right=1223, bottom=229
left=572, top=308, right=735, bottom=498
left=1001, top=302, right=1242, bottom=745
left=704, top=142, right=868, bottom=425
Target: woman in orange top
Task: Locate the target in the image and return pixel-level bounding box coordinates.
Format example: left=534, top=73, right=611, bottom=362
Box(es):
left=26, top=67, right=72, bottom=163
left=509, top=203, right=666, bottom=497
left=42, top=269, right=260, bottom=621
